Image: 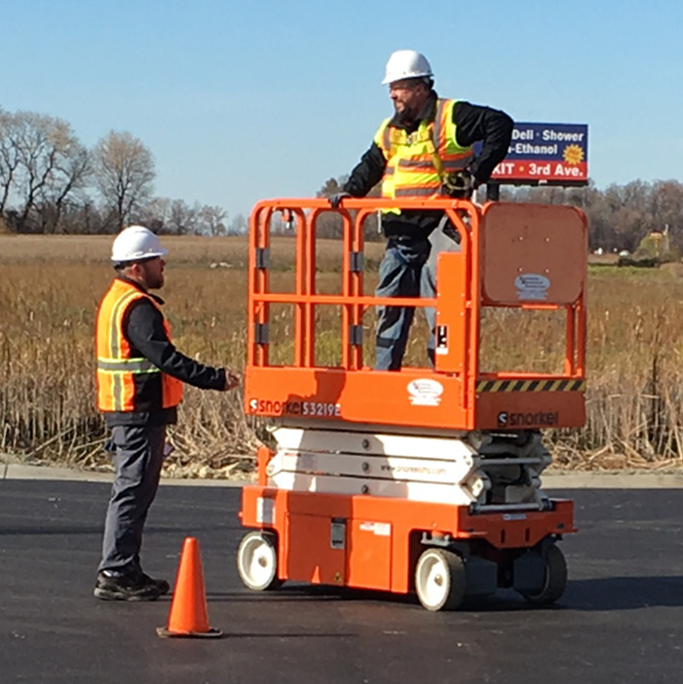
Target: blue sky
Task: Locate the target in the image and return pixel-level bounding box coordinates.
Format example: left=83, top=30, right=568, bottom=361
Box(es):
left=2, top=0, right=682, bottom=219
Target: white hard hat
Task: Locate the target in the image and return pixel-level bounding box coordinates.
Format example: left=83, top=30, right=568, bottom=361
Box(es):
left=111, top=225, right=168, bottom=262
left=382, top=49, right=433, bottom=85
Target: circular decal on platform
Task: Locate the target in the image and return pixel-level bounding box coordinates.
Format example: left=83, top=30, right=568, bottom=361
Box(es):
left=407, top=379, right=444, bottom=407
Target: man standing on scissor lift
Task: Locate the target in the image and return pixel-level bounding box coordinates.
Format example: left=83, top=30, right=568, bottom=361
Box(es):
left=330, top=50, right=513, bottom=370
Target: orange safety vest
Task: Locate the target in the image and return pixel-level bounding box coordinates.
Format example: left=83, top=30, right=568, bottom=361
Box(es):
left=96, top=278, right=183, bottom=412
left=374, top=98, right=474, bottom=204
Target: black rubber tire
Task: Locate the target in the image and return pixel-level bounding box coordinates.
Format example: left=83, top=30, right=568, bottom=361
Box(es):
left=414, top=548, right=467, bottom=611
left=521, top=544, right=567, bottom=605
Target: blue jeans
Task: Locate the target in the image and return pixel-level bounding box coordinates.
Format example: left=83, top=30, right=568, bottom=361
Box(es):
left=375, top=237, right=435, bottom=370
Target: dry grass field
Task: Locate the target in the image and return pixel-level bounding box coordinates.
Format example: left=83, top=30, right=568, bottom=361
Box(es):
left=2, top=234, right=683, bottom=474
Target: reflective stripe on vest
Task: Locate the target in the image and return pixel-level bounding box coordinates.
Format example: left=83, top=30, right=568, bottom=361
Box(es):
left=373, top=99, right=474, bottom=211
left=97, top=358, right=159, bottom=373
left=96, top=279, right=183, bottom=412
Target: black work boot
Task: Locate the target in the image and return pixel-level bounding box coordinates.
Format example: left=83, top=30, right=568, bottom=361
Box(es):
left=140, top=572, right=170, bottom=595
left=94, top=570, right=162, bottom=601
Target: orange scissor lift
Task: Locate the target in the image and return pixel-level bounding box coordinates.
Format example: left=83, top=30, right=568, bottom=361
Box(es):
left=237, top=197, right=587, bottom=610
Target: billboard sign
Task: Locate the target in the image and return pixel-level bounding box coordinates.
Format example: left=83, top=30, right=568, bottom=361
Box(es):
left=477, top=122, right=588, bottom=185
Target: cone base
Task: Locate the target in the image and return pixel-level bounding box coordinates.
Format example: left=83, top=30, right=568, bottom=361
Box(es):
left=156, top=626, right=222, bottom=639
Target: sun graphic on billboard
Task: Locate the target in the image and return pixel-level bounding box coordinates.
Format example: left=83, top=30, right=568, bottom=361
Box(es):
left=563, top=144, right=584, bottom=165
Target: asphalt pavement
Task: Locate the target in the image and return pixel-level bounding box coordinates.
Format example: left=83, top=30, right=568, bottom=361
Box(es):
left=1, top=475, right=682, bottom=683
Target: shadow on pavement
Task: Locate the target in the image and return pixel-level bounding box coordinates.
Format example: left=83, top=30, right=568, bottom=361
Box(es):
left=0, top=524, right=181, bottom=536
left=563, top=575, right=683, bottom=611
left=217, top=632, right=358, bottom=639
left=213, top=575, right=683, bottom=612
left=0, top=525, right=103, bottom=536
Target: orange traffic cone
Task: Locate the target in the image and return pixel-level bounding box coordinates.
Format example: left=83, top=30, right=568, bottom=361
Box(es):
left=157, top=537, right=222, bottom=638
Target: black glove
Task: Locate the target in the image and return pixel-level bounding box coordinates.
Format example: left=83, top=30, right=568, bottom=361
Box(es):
left=329, top=191, right=352, bottom=209
left=442, top=170, right=478, bottom=199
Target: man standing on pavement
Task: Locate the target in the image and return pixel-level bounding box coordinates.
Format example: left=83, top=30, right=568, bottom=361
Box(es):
left=94, top=225, right=239, bottom=601
left=329, top=49, right=513, bottom=370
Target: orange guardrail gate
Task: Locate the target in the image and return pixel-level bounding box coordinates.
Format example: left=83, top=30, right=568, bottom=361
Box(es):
left=244, top=197, right=587, bottom=432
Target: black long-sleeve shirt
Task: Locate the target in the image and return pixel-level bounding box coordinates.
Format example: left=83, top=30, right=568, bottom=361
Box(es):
left=104, top=276, right=226, bottom=427
left=343, top=93, right=513, bottom=238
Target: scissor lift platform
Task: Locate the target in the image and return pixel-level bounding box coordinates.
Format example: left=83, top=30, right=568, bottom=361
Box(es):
left=237, top=198, right=586, bottom=610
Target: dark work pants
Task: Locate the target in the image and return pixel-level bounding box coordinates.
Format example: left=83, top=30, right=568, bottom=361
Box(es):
left=98, top=424, right=166, bottom=574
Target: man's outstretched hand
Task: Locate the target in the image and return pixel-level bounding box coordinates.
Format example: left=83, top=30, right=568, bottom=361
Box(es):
left=223, top=371, right=241, bottom=391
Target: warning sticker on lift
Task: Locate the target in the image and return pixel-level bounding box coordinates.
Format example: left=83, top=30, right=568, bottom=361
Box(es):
left=359, top=522, right=392, bottom=537
left=435, top=325, right=449, bottom=355
left=477, top=379, right=586, bottom=393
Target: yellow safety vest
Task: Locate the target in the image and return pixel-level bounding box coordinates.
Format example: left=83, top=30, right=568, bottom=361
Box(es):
left=96, top=278, right=183, bottom=412
left=374, top=99, right=474, bottom=209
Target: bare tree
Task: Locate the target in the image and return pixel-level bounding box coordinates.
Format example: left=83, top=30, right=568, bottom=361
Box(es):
left=136, top=196, right=173, bottom=234
left=137, top=197, right=231, bottom=236
left=36, top=122, right=90, bottom=233
left=0, top=109, right=21, bottom=215
left=0, top=111, right=90, bottom=233
left=228, top=213, right=248, bottom=235
left=167, top=199, right=199, bottom=235
left=199, top=204, right=227, bottom=236
left=92, top=130, right=155, bottom=232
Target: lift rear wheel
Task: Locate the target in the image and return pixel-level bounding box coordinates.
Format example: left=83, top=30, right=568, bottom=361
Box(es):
left=236, top=531, right=283, bottom=591
left=414, top=548, right=466, bottom=611
left=520, top=544, right=567, bottom=605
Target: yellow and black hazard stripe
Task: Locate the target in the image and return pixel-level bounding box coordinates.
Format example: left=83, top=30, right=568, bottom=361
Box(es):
left=476, top=379, right=587, bottom=393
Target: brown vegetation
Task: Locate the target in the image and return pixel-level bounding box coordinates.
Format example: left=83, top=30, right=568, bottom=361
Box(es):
left=1, top=235, right=682, bottom=474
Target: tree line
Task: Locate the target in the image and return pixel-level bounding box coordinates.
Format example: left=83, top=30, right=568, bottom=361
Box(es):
left=3, top=105, right=680, bottom=248
left=500, top=181, right=683, bottom=255
left=316, top=177, right=683, bottom=252
left=0, top=107, right=245, bottom=236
